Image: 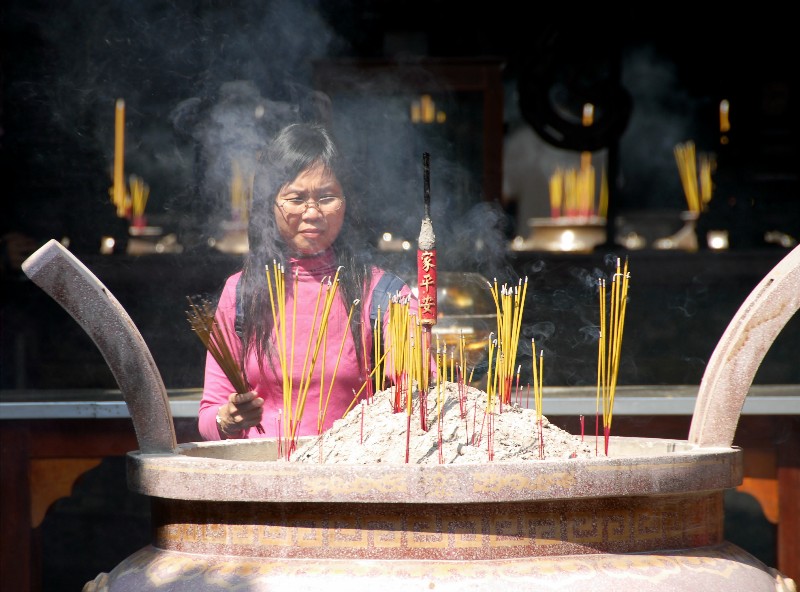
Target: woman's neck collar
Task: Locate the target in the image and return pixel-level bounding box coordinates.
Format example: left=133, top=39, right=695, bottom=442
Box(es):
left=288, top=247, right=334, bottom=262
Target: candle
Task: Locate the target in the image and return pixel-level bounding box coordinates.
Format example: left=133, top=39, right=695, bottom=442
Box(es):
left=113, top=99, right=126, bottom=217
left=581, top=103, right=594, bottom=127
left=719, top=99, right=731, bottom=133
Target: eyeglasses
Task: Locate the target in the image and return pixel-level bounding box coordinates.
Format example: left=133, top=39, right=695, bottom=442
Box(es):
left=276, top=195, right=345, bottom=215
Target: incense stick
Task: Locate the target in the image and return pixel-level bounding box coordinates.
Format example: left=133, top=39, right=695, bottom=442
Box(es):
left=531, top=341, right=544, bottom=459
left=320, top=299, right=360, bottom=429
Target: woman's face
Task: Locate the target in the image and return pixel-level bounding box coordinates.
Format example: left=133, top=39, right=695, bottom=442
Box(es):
left=273, top=162, right=345, bottom=256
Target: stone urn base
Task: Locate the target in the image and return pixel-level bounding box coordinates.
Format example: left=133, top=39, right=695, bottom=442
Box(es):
left=83, top=437, right=788, bottom=591
left=101, top=541, right=778, bottom=591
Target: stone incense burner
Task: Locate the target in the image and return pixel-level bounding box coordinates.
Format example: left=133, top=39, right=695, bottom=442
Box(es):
left=23, top=240, right=799, bottom=592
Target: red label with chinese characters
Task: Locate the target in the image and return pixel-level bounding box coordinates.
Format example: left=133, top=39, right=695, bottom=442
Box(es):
left=417, top=249, right=437, bottom=325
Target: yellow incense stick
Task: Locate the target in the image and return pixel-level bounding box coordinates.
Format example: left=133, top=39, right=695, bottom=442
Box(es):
left=293, top=272, right=341, bottom=441
left=320, top=299, right=360, bottom=428
left=549, top=169, right=563, bottom=217
left=598, top=168, right=609, bottom=218
left=344, top=346, right=391, bottom=416
left=531, top=341, right=543, bottom=419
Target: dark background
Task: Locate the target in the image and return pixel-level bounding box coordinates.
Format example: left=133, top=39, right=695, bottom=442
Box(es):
left=2, top=2, right=798, bottom=391
left=2, top=3, right=798, bottom=247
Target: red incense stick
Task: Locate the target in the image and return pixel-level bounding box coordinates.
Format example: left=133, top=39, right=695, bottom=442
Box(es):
left=360, top=400, right=365, bottom=444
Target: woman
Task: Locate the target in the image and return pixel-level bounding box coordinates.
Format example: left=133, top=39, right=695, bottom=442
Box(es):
left=198, top=122, right=416, bottom=440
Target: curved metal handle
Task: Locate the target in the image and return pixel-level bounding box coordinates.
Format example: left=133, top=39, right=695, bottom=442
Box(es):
left=22, top=239, right=177, bottom=454
left=689, top=245, right=800, bottom=447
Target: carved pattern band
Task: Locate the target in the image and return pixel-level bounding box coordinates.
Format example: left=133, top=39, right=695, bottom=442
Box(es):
left=153, top=492, right=723, bottom=560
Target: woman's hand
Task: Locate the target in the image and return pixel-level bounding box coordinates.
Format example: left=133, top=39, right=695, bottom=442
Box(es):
left=216, top=391, right=264, bottom=438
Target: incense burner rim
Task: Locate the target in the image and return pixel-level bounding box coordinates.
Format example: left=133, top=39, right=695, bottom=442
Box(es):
left=126, top=435, right=742, bottom=504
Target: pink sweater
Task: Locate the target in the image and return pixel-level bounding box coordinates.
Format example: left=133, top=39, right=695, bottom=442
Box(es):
left=198, top=249, right=415, bottom=440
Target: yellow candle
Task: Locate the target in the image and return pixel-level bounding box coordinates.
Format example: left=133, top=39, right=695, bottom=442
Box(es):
left=114, top=99, right=126, bottom=216
left=421, top=94, right=435, bottom=124
left=719, top=99, right=730, bottom=133
left=582, top=103, right=594, bottom=127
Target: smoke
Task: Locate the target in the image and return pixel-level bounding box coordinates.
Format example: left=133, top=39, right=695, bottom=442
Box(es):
left=618, top=44, right=701, bottom=210
left=3, top=0, right=346, bottom=239
left=168, top=80, right=303, bottom=244
left=312, top=59, right=514, bottom=277
left=4, top=0, right=517, bottom=272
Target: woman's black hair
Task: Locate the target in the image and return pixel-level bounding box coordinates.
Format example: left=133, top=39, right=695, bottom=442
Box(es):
left=238, top=122, right=373, bottom=374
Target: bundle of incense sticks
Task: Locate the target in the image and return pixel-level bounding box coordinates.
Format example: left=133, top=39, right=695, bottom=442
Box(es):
left=186, top=296, right=265, bottom=434
left=129, top=174, right=149, bottom=227
left=486, top=277, right=528, bottom=405
left=265, top=262, right=367, bottom=455
left=674, top=140, right=713, bottom=213
left=595, top=257, right=630, bottom=455
left=548, top=165, right=607, bottom=219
